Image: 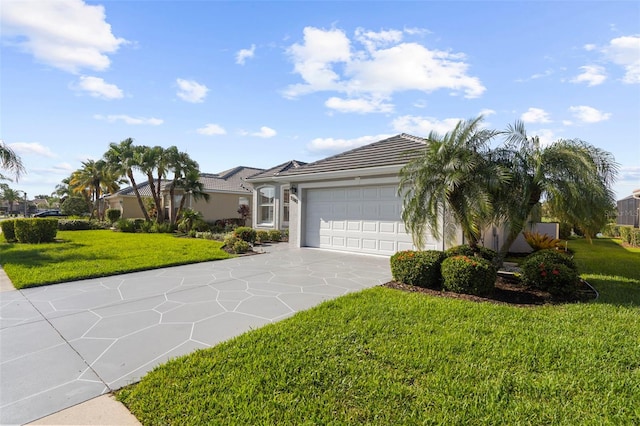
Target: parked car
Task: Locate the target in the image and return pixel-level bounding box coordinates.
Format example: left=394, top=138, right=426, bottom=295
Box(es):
left=33, top=210, right=66, bottom=217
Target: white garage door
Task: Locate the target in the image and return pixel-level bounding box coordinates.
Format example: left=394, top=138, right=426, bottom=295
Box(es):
left=305, top=185, right=425, bottom=255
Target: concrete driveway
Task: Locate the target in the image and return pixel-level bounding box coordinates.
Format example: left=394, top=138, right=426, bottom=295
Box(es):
left=0, top=245, right=391, bottom=425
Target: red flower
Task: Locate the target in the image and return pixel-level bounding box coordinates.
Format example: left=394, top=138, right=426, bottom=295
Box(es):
left=541, top=271, right=547, bottom=277
left=552, top=269, right=559, bottom=275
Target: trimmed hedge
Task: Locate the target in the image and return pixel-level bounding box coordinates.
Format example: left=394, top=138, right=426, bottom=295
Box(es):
left=444, top=244, right=496, bottom=262
left=390, top=250, right=445, bottom=289
left=106, top=209, right=122, bottom=224
left=441, top=255, right=496, bottom=296
left=256, top=230, right=270, bottom=243
left=58, top=219, right=111, bottom=231
left=521, top=249, right=579, bottom=296
left=14, top=218, right=58, bottom=243
left=1, top=219, right=16, bottom=242
left=268, top=229, right=282, bottom=242
left=234, top=227, right=256, bottom=244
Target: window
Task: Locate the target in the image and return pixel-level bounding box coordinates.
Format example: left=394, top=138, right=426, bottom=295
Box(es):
left=258, top=186, right=275, bottom=224
left=282, top=188, right=290, bottom=225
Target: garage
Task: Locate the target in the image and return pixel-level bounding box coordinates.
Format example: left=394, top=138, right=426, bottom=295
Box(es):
left=305, top=185, right=433, bottom=255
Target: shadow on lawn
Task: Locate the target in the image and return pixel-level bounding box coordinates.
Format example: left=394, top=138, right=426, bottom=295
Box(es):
left=0, top=241, right=105, bottom=268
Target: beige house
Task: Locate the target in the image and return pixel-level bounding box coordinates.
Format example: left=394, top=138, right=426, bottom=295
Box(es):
left=105, top=166, right=264, bottom=223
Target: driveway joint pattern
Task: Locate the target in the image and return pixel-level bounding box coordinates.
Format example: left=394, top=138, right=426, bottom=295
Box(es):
left=0, top=245, right=391, bottom=425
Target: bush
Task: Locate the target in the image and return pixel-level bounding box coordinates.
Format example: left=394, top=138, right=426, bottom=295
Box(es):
left=601, top=224, right=620, bottom=238
left=115, top=218, right=138, bottom=233
left=234, top=227, right=256, bottom=244
left=630, top=229, right=640, bottom=247
left=151, top=222, right=175, bottom=234
left=57, top=219, right=110, bottom=231
left=558, top=222, right=572, bottom=240
left=14, top=218, right=58, bottom=243
left=268, top=229, right=282, bottom=242
left=1, top=219, right=16, bottom=242
left=523, top=231, right=563, bottom=251
left=233, top=240, right=251, bottom=254
left=521, top=250, right=579, bottom=296
left=441, top=255, right=496, bottom=296
left=106, top=209, right=121, bottom=224
left=445, top=244, right=496, bottom=262
left=390, top=250, right=445, bottom=289
left=256, top=230, right=270, bottom=244
left=619, top=226, right=633, bottom=245
left=60, top=196, right=90, bottom=216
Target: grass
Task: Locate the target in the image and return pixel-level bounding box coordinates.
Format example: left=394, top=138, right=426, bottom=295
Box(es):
left=117, top=238, right=640, bottom=425
left=0, top=230, right=231, bottom=289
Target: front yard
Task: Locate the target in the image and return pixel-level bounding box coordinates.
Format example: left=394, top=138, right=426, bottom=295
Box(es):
left=116, top=238, right=640, bottom=425
left=0, top=230, right=231, bottom=289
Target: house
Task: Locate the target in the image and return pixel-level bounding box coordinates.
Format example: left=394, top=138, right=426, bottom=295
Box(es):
left=246, top=134, right=454, bottom=256
left=105, top=166, right=264, bottom=223
left=617, top=191, right=640, bottom=228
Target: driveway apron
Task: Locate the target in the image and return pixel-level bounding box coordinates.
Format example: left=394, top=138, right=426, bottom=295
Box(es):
left=0, top=246, right=391, bottom=425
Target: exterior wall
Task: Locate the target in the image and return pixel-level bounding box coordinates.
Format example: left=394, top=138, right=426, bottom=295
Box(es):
left=106, top=196, right=147, bottom=219
left=481, top=222, right=559, bottom=254
left=617, top=197, right=640, bottom=227
left=190, top=192, right=251, bottom=224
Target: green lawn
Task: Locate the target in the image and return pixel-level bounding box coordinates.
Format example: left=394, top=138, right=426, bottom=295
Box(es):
left=0, top=230, right=231, bottom=289
left=117, top=238, right=640, bottom=425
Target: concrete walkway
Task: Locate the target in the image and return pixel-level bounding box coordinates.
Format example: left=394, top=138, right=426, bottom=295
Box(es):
left=0, top=245, right=391, bottom=425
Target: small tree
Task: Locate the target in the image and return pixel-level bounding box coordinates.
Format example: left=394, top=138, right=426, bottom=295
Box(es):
left=238, top=204, right=250, bottom=226
left=177, top=208, right=202, bottom=233
left=60, top=196, right=90, bottom=216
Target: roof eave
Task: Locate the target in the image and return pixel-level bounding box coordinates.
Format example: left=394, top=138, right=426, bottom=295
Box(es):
left=263, top=164, right=406, bottom=183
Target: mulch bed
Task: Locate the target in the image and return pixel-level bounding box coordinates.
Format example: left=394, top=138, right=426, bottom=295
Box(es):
left=383, top=277, right=597, bottom=307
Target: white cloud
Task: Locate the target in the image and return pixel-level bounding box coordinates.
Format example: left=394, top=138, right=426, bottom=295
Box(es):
left=0, top=0, right=126, bottom=73
left=479, top=108, right=496, bottom=117
left=571, top=65, right=607, bottom=86
left=568, top=105, right=611, bottom=123
left=236, top=44, right=256, bottom=65
left=284, top=26, right=485, bottom=104
left=8, top=142, right=57, bottom=158
left=176, top=78, right=209, bottom=103
left=604, top=35, right=640, bottom=84
left=619, top=166, right=640, bottom=182
left=392, top=115, right=462, bottom=135
left=197, top=123, right=226, bottom=135
left=94, top=114, right=163, bottom=125
left=307, top=134, right=392, bottom=152
left=73, top=76, right=123, bottom=99
left=521, top=107, right=551, bottom=123
left=583, top=44, right=597, bottom=51
left=251, top=126, right=277, bottom=138
left=532, top=129, right=556, bottom=147
left=324, top=96, right=394, bottom=114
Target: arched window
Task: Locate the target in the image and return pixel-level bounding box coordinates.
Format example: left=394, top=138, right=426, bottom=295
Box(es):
left=258, top=186, right=275, bottom=225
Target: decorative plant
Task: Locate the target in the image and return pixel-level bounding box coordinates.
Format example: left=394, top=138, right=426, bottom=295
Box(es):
left=523, top=231, right=563, bottom=251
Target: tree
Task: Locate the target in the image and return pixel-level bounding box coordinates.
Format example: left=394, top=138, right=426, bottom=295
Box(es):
left=399, top=116, right=503, bottom=250
left=60, top=196, right=90, bottom=216
left=177, top=208, right=203, bottom=233
left=175, top=168, right=210, bottom=221
left=104, top=138, right=151, bottom=221
left=0, top=140, right=26, bottom=182
left=491, top=121, right=618, bottom=264
left=165, top=147, right=201, bottom=225
left=70, top=159, right=123, bottom=220
left=137, top=145, right=169, bottom=223
left=0, top=185, right=23, bottom=215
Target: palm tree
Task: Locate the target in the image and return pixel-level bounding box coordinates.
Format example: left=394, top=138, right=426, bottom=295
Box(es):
left=70, top=159, right=123, bottom=220
left=137, top=145, right=169, bottom=223
left=0, top=140, right=26, bottom=182
left=177, top=208, right=203, bottom=233
left=175, top=168, right=210, bottom=221
left=165, top=148, right=201, bottom=225
left=1, top=185, right=23, bottom=215
left=104, top=138, right=150, bottom=221
left=491, top=121, right=618, bottom=264
left=398, top=116, right=503, bottom=250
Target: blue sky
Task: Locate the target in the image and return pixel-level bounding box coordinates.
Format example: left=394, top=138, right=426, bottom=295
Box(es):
left=1, top=0, right=639, bottom=200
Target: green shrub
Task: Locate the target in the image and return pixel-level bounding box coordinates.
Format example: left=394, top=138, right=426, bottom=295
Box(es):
left=60, top=196, right=90, bottom=216
left=630, top=229, right=640, bottom=247
left=14, top=218, right=58, bottom=243
left=106, top=209, right=121, bottom=224
left=57, top=219, right=110, bottom=231
left=619, top=226, right=633, bottom=245
left=1, top=219, right=16, bottom=242
left=445, top=244, right=496, bottom=262
left=390, top=250, right=445, bottom=289
left=521, top=250, right=579, bottom=296
left=601, top=224, right=620, bottom=238
left=233, top=240, right=250, bottom=254
left=268, top=229, right=282, bottom=242
left=223, top=234, right=240, bottom=249
left=256, top=230, right=270, bottom=244
left=441, top=255, right=496, bottom=296
left=115, top=218, right=137, bottom=233
left=558, top=222, right=572, bottom=240
left=151, top=222, right=175, bottom=234
left=234, top=227, right=256, bottom=244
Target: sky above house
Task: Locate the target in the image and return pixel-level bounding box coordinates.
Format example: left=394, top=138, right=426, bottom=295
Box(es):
left=1, top=0, right=639, bottom=201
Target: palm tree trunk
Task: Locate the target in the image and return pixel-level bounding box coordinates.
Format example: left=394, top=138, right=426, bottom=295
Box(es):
left=129, top=171, right=150, bottom=221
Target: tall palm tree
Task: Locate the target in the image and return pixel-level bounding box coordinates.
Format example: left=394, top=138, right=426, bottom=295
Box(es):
left=166, top=148, right=200, bottom=225
left=104, top=138, right=150, bottom=221
left=491, top=121, right=618, bottom=263
left=399, top=116, right=503, bottom=250
left=0, top=140, right=26, bottom=182
left=175, top=168, right=210, bottom=221
left=137, top=145, right=169, bottom=223
left=71, top=159, right=123, bottom=220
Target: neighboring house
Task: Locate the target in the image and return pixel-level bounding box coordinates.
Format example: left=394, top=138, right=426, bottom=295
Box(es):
left=245, top=160, right=307, bottom=231
left=247, top=134, right=454, bottom=256
left=617, top=192, right=640, bottom=228
left=105, top=166, right=264, bottom=223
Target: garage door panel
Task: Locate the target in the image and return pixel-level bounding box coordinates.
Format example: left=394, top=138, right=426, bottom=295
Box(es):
left=305, top=185, right=422, bottom=255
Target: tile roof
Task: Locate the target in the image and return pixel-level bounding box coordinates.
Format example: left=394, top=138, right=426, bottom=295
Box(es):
left=246, top=160, right=307, bottom=180
left=277, top=133, right=426, bottom=177
left=108, top=166, right=265, bottom=197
